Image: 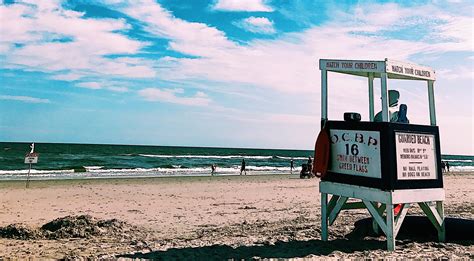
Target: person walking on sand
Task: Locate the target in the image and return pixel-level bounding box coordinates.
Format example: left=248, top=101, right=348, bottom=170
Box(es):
left=290, top=159, right=294, bottom=174
left=307, top=156, right=313, bottom=177
left=446, top=162, right=450, bottom=172
left=240, top=159, right=247, bottom=175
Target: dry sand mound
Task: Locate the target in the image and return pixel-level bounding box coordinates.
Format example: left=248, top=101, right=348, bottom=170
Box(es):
left=0, top=215, right=130, bottom=240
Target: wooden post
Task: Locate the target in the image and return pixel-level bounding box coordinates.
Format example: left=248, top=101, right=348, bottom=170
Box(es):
left=428, top=80, right=437, bottom=126
left=436, top=201, right=446, bottom=242
left=321, top=70, right=328, bottom=123
left=386, top=203, right=395, bottom=251
left=368, top=73, right=375, bottom=122
left=372, top=202, right=379, bottom=234
left=26, top=163, right=31, bottom=188
left=321, top=192, right=328, bottom=241
left=380, top=73, right=389, bottom=122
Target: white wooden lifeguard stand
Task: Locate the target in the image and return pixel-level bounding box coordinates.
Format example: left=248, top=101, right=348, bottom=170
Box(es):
left=318, top=58, right=445, bottom=251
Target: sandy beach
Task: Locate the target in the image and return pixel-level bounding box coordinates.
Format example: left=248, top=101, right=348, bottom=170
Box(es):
left=0, top=173, right=473, bottom=259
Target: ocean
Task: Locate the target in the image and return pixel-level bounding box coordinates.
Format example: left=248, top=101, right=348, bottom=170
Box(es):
left=1, top=142, right=473, bottom=180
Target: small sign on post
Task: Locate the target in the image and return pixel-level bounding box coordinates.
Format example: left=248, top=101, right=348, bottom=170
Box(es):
left=24, top=153, right=39, bottom=164
left=24, top=143, right=39, bottom=188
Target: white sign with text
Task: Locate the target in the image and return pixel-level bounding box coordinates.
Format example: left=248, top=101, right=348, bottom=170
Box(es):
left=395, top=132, right=437, bottom=180
left=24, top=153, right=39, bottom=164
left=329, top=129, right=381, bottom=178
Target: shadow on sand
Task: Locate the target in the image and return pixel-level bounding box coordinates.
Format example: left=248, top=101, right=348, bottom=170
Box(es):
left=118, top=238, right=384, bottom=260
left=119, top=216, right=474, bottom=259
left=348, top=216, right=474, bottom=243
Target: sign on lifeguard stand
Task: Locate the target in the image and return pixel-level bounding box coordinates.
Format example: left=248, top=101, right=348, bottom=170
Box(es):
left=315, top=58, right=445, bottom=251
left=24, top=143, right=39, bottom=188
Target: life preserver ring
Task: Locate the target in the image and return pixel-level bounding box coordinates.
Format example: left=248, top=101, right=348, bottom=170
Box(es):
left=312, top=128, right=330, bottom=178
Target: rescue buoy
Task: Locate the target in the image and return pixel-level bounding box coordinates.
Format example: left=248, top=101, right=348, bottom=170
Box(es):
left=394, top=204, right=402, bottom=216
left=312, top=128, right=330, bottom=178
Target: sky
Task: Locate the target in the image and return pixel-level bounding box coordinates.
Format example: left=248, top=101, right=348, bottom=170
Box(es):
left=0, top=0, right=473, bottom=155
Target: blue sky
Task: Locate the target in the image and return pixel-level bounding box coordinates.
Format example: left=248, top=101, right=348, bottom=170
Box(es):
left=0, top=0, right=473, bottom=154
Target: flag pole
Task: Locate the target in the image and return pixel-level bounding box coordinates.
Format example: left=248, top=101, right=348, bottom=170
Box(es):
left=26, top=163, right=32, bottom=188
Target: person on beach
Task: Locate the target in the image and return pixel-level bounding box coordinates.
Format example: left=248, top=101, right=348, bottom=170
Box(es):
left=446, top=162, right=450, bottom=172
left=240, top=159, right=247, bottom=175
left=211, top=164, right=216, bottom=175
left=374, top=90, right=410, bottom=123
left=441, top=161, right=446, bottom=172
left=290, top=159, right=294, bottom=174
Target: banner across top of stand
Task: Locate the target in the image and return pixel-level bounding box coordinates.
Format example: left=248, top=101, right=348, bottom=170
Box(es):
left=319, top=58, right=436, bottom=81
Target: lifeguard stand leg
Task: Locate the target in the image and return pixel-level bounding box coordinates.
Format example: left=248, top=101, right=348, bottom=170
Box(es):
left=419, top=201, right=446, bottom=243
left=372, top=202, right=379, bottom=234
left=386, top=204, right=396, bottom=251
left=321, top=192, right=328, bottom=241
left=436, top=201, right=446, bottom=242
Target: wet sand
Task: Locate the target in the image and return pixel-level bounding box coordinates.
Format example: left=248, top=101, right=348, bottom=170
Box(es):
left=0, top=173, right=473, bottom=259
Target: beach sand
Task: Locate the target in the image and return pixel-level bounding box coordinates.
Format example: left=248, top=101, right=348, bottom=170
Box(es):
left=0, top=173, right=473, bottom=259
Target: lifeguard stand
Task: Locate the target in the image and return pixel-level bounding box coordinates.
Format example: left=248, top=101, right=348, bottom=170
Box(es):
left=318, top=59, right=445, bottom=251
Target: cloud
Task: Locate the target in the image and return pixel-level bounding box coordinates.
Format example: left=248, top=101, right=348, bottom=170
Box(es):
left=0, top=1, right=154, bottom=80
left=233, top=16, right=275, bottom=34
left=437, top=67, right=474, bottom=80
left=144, top=3, right=471, bottom=97
left=50, top=73, right=84, bottom=81
left=138, top=88, right=211, bottom=106
left=107, top=86, right=129, bottom=92
left=212, top=0, right=273, bottom=12
left=76, top=81, right=130, bottom=92
left=76, top=82, right=102, bottom=89
left=0, top=95, right=50, bottom=103
left=119, top=0, right=236, bottom=58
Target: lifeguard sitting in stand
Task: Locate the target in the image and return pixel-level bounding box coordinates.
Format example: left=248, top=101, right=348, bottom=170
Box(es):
left=374, top=90, right=409, bottom=124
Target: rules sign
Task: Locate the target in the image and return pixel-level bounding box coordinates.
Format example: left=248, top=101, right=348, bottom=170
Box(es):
left=395, top=132, right=437, bottom=180
left=24, top=153, right=39, bottom=164
left=329, top=129, right=381, bottom=178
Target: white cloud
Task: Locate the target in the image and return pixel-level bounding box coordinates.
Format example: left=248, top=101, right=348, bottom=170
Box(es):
left=76, top=82, right=101, bottom=89
left=138, top=88, right=211, bottom=106
left=120, top=0, right=236, bottom=58
left=437, top=67, right=474, bottom=80
left=234, top=17, right=275, bottom=34
left=0, top=95, right=50, bottom=103
left=429, top=15, right=474, bottom=53
left=50, top=73, right=84, bottom=81
left=212, top=0, right=273, bottom=12
left=107, top=86, right=129, bottom=92
left=75, top=81, right=130, bottom=92
left=0, top=1, right=154, bottom=80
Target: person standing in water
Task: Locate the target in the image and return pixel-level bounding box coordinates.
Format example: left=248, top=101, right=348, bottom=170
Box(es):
left=240, top=159, right=247, bottom=175
left=307, top=157, right=312, bottom=169
left=290, top=159, right=294, bottom=174
left=211, top=164, right=216, bottom=175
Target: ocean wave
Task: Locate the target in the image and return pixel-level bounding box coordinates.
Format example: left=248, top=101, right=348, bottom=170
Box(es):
left=442, top=159, right=473, bottom=163
left=1, top=163, right=472, bottom=180
left=0, top=165, right=299, bottom=176
left=449, top=166, right=474, bottom=172
left=0, top=169, right=75, bottom=175
left=274, top=156, right=309, bottom=160
left=84, top=166, right=103, bottom=171
left=138, top=154, right=273, bottom=160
